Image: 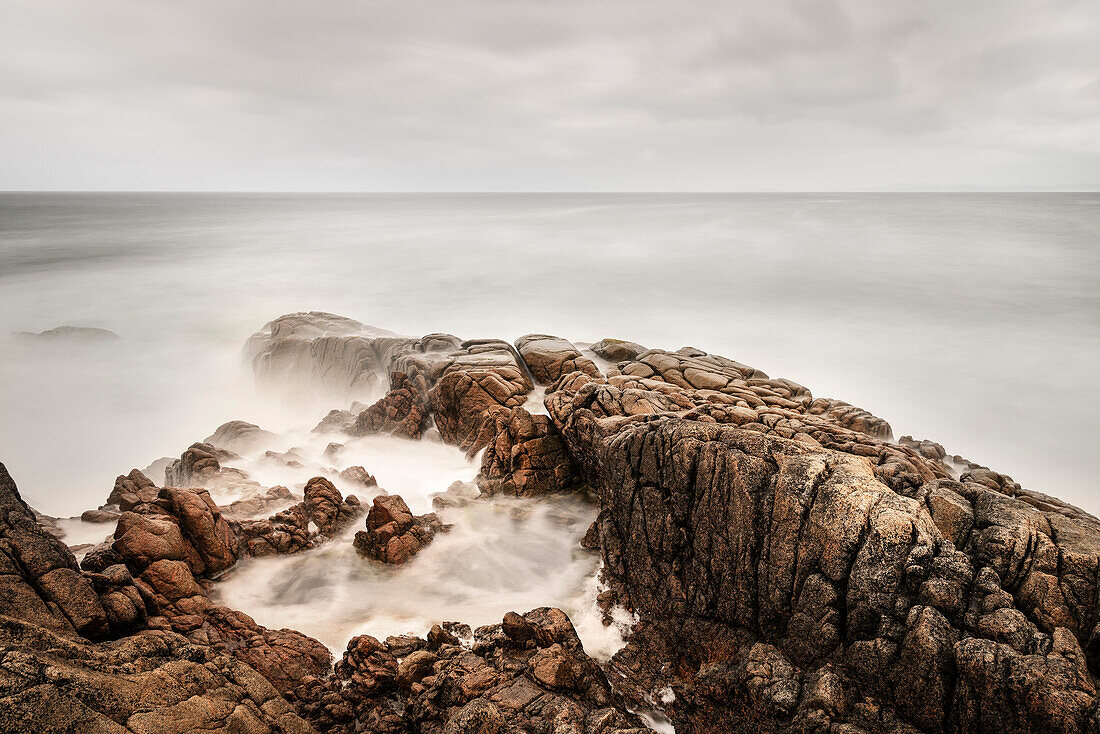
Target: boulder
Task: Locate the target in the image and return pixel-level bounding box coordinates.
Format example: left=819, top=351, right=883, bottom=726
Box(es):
left=204, top=420, right=277, bottom=454
left=589, top=338, right=647, bottom=363
left=353, top=494, right=446, bottom=565
left=514, top=334, right=602, bottom=385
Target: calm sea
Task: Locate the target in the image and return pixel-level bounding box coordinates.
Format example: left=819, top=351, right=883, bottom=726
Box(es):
left=1, top=193, right=1097, bottom=515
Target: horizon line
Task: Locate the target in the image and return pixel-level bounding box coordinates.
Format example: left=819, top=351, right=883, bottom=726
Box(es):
left=2, top=188, right=1099, bottom=195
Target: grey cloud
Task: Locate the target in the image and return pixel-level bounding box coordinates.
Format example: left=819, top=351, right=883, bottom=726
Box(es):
left=0, top=0, right=1096, bottom=190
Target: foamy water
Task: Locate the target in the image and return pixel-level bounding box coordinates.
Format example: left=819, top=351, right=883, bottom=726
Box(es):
left=1, top=192, right=1097, bottom=518
left=192, top=425, right=626, bottom=658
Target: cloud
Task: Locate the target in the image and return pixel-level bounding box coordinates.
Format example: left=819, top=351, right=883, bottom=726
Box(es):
left=0, top=0, right=1096, bottom=189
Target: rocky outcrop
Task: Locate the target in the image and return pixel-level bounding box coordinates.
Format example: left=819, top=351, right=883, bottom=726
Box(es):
left=1, top=461, right=110, bottom=639
left=237, top=476, right=362, bottom=557
left=808, top=397, right=894, bottom=441
left=163, top=441, right=274, bottom=501
left=515, top=334, right=603, bottom=385
left=1, top=461, right=319, bottom=732
left=94, top=480, right=333, bottom=694
left=547, top=365, right=1100, bottom=734
left=353, top=494, right=447, bottom=565
left=80, top=508, right=120, bottom=523
left=475, top=406, right=581, bottom=497
left=289, top=607, right=647, bottom=734
left=0, top=617, right=317, bottom=734
left=164, top=442, right=234, bottom=487
left=221, top=485, right=295, bottom=520
left=16, top=325, right=120, bottom=341
left=14, top=314, right=1100, bottom=734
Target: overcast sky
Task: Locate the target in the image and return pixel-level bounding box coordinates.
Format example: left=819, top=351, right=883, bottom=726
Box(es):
left=1, top=0, right=1097, bottom=191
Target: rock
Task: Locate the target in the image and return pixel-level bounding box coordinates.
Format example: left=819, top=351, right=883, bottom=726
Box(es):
left=164, top=442, right=226, bottom=487
left=428, top=340, right=533, bottom=451
left=808, top=397, right=894, bottom=441
left=531, top=644, right=576, bottom=689
left=427, top=623, right=459, bottom=650
left=106, top=468, right=158, bottom=510
left=353, top=494, right=446, bottom=565
left=290, top=608, right=643, bottom=734
left=546, top=365, right=1100, bottom=734
left=245, top=311, right=418, bottom=399
left=1, top=463, right=331, bottom=731
left=474, top=406, right=581, bottom=497
left=0, top=618, right=317, bottom=733
left=0, top=461, right=109, bottom=639
left=312, top=407, right=358, bottom=434
left=515, top=334, right=603, bottom=385
left=238, top=477, right=362, bottom=557
left=352, top=371, right=431, bottom=438
left=221, top=485, right=295, bottom=520
left=589, top=338, right=648, bottom=363
left=16, top=325, right=120, bottom=341
left=204, top=420, right=277, bottom=454
left=80, top=509, right=119, bottom=523
left=338, top=465, right=377, bottom=488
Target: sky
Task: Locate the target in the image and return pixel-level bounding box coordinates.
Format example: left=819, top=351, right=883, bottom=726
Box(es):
left=0, top=0, right=1097, bottom=191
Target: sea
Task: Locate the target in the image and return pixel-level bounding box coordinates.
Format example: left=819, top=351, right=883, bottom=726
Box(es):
left=1, top=192, right=1096, bottom=654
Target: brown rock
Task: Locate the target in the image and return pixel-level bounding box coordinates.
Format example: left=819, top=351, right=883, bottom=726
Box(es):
left=354, top=495, right=447, bottom=564
left=515, top=334, right=603, bottom=385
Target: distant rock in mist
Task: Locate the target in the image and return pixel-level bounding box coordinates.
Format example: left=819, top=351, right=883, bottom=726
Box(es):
left=16, top=325, right=120, bottom=341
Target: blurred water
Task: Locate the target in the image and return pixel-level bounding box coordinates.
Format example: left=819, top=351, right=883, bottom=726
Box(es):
left=1, top=192, right=1097, bottom=514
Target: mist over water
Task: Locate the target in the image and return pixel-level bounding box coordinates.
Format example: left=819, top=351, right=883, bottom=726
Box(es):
left=1, top=192, right=1098, bottom=518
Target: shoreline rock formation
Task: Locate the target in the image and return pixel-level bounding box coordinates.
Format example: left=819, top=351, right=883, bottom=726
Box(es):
left=3, top=311, right=1098, bottom=734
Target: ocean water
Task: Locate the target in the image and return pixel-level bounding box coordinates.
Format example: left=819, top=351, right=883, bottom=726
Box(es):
left=1, top=192, right=1097, bottom=518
